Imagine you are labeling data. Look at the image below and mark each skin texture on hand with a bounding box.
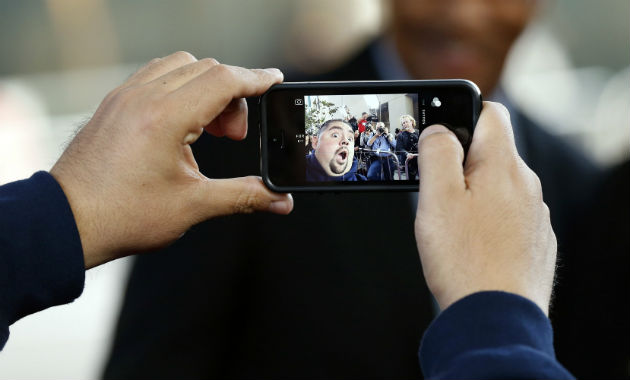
[414,102,557,315]
[50,51,293,269]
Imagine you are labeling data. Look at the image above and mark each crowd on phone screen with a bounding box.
[306,112,420,180]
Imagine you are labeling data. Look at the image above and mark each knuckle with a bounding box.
[193,58,220,74]
[199,57,219,67]
[147,57,162,66]
[520,167,543,202]
[233,177,266,214]
[132,57,161,77]
[522,164,542,191]
[531,170,543,192]
[172,50,197,63]
[542,202,551,218]
[211,63,234,79]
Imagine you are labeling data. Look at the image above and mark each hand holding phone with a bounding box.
[414,102,557,315]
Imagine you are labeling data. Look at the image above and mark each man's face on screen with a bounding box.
[313,121,355,176]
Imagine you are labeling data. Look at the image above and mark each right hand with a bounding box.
[414,102,557,315]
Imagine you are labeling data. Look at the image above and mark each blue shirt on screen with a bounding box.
[367,134,395,157]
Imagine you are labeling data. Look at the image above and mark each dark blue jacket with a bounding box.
[305,153,366,182]
[0,172,84,350]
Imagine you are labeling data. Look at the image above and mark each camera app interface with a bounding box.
[302,93,420,182]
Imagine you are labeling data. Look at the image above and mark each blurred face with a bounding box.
[401,117,414,131]
[313,121,355,176]
[390,0,537,94]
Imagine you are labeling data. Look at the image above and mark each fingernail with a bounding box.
[268,193,293,214]
[268,200,289,214]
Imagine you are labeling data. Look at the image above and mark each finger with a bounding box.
[166,65,283,140]
[465,102,519,174]
[203,98,248,140]
[417,124,466,201]
[148,57,220,92]
[195,176,293,220]
[125,51,198,88]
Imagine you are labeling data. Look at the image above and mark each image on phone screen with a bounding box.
[304,93,419,182]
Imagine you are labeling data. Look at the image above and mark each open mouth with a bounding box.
[336,149,348,162]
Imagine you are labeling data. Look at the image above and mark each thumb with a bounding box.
[417,124,466,200]
[196,176,293,220]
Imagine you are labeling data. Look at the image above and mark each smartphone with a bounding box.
[260,80,482,192]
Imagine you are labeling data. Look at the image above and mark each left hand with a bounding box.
[50,51,293,268]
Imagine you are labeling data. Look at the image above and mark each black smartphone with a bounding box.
[260,80,482,192]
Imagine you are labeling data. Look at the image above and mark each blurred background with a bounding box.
[0,0,627,378]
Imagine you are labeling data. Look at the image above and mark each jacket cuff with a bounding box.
[419,291,554,377]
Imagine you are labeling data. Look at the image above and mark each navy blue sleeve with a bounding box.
[419,291,574,379]
[0,171,85,350]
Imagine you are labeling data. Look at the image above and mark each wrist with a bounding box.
[50,164,111,269]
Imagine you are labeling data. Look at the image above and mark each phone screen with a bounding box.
[261,81,481,191]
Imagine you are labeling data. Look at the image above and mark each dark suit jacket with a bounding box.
[103,43,602,379]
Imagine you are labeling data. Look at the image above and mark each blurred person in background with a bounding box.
[345,110,358,131]
[104,0,617,379]
[366,121,396,180]
[359,124,373,148]
[357,111,369,133]
[396,114,419,179]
